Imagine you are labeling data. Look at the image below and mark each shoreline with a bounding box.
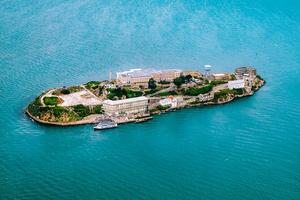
[25,67,265,127]
[26,80,264,127]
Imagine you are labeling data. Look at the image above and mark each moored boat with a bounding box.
[94,119,118,130]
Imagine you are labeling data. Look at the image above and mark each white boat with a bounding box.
[94,119,118,130]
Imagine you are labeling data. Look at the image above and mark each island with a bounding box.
[26,66,265,129]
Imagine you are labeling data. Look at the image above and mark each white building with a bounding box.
[159,96,183,108]
[102,96,149,116]
[228,79,245,89]
[116,69,156,84]
[116,68,182,85]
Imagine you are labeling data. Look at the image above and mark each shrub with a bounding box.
[232,88,244,95]
[44,97,59,106]
[144,88,159,95]
[28,100,41,117]
[185,75,193,82]
[148,78,157,90]
[126,90,143,98]
[93,105,103,114]
[256,75,263,80]
[52,106,66,117]
[213,89,233,101]
[159,80,171,84]
[107,87,143,100]
[61,89,71,94]
[67,86,82,93]
[158,91,177,96]
[73,104,90,118]
[173,76,185,88]
[85,81,100,90]
[210,80,228,87]
[184,85,213,96]
[157,105,171,111]
[230,74,236,80]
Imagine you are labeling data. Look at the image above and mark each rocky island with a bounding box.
[26,66,265,128]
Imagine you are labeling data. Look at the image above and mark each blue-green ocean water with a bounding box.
[1,0,300,199]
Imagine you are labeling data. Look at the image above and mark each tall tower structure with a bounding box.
[204,65,212,77]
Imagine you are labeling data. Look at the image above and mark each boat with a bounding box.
[94,119,118,130]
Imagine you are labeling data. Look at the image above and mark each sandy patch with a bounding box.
[60,90,102,107]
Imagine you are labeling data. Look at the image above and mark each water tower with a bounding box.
[204,65,212,77]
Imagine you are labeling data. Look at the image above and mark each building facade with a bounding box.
[212,73,231,80]
[182,70,202,78]
[159,96,183,108]
[116,68,182,86]
[102,96,149,116]
[228,80,245,89]
[153,69,182,82]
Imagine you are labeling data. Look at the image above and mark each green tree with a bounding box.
[44,97,59,106]
[184,75,193,83]
[148,78,157,89]
[73,104,90,118]
[173,76,185,88]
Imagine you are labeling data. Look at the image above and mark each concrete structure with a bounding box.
[212,73,231,80]
[116,69,155,85]
[228,80,245,89]
[182,70,202,78]
[152,69,182,82]
[116,68,182,86]
[235,67,256,78]
[103,96,149,116]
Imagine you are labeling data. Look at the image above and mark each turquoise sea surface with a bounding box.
[1,0,300,199]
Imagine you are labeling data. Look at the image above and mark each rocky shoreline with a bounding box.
[26,79,265,126]
[26,67,265,127]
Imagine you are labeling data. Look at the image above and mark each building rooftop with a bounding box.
[155,69,182,73]
[213,73,226,76]
[228,79,244,84]
[103,96,148,105]
[117,68,156,78]
[117,68,182,78]
[129,69,157,78]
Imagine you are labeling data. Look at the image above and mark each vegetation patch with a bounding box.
[107,87,143,100]
[158,80,171,84]
[72,104,91,118]
[230,74,236,80]
[92,105,103,114]
[173,75,193,88]
[148,78,157,90]
[27,97,42,117]
[157,105,171,111]
[157,91,177,97]
[150,105,171,113]
[53,86,82,95]
[184,85,213,96]
[232,88,245,95]
[213,89,234,101]
[44,96,62,106]
[85,81,100,90]
[144,88,159,95]
[210,80,228,87]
